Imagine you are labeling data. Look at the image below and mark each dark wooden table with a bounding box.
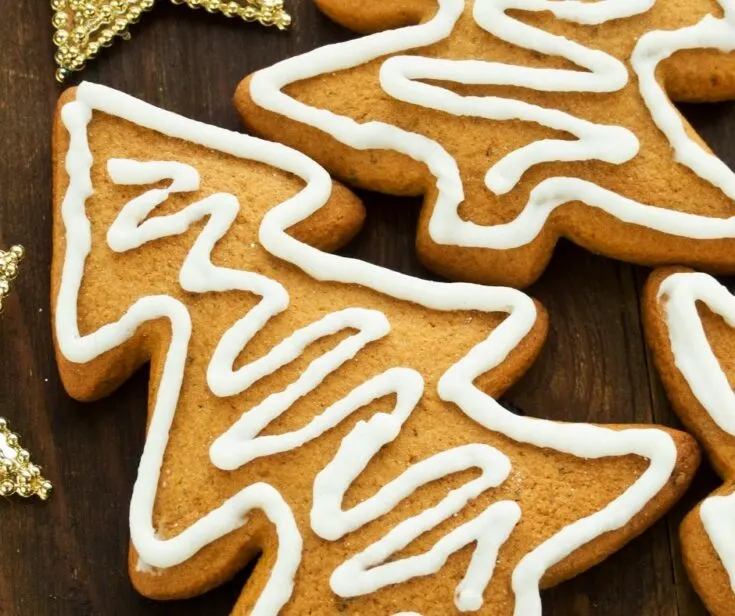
[0,1,731,614]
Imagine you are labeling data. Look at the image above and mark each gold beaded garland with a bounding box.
[0,245,24,313]
[52,0,291,82]
[0,417,52,501]
[0,247,52,501]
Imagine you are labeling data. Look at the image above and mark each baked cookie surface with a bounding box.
[52,82,698,615]
[237,0,735,288]
[644,268,735,615]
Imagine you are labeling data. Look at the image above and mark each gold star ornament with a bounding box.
[0,246,53,501]
[0,418,53,501]
[51,0,291,82]
[0,245,23,313]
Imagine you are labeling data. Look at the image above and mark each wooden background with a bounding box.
[0,0,731,614]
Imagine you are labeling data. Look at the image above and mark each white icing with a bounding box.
[57,104,301,616]
[209,312,391,470]
[659,273,735,436]
[658,272,735,590]
[250,0,735,251]
[312,381,520,612]
[55,82,679,615]
[632,0,735,200]
[701,495,735,591]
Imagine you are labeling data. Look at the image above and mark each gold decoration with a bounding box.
[52,0,292,82]
[0,245,24,313]
[0,418,53,501]
[0,246,53,501]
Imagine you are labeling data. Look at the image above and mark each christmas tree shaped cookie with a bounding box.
[52,82,698,615]
[644,268,735,615]
[236,0,735,288]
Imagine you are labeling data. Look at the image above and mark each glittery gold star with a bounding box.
[0,245,24,313]
[51,0,291,82]
[0,418,53,501]
[0,247,53,501]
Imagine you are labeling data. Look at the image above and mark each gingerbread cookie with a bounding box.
[236,0,735,288]
[52,82,698,615]
[644,268,735,615]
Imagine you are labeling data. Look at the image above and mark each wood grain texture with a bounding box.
[0,0,731,614]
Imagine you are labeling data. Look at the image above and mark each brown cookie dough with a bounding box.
[52,83,699,615]
[236,0,735,288]
[644,267,735,615]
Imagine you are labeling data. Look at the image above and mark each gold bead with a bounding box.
[0,481,15,496]
[0,418,8,432]
[51,0,67,10]
[53,29,70,46]
[244,5,258,20]
[72,27,88,44]
[99,28,115,45]
[38,481,53,500]
[9,245,24,261]
[0,245,22,312]
[5,433,18,448]
[86,41,101,57]
[55,51,69,66]
[17,449,30,464]
[52,11,69,28]
[112,18,128,33]
[128,6,143,21]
